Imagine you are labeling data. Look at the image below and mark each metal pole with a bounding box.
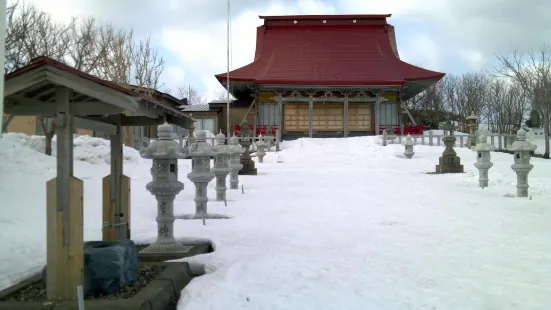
[226,0,231,138]
[0,0,7,134]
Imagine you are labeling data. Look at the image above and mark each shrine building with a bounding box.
[212,14,445,139]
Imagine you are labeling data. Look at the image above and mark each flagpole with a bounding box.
[226,0,231,138]
[0,0,7,135]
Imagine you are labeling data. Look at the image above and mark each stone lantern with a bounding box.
[473,134,493,188]
[227,133,244,190]
[435,120,464,173]
[507,129,537,197]
[238,119,257,175]
[466,111,478,149]
[401,134,415,159]
[256,134,267,163]
[211,130,231,201]
[186,130,217,217]
[139,122,188,254]
[188,113,196,145]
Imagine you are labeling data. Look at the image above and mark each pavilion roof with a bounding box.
[6,56,192,120]
[215,14,444,88]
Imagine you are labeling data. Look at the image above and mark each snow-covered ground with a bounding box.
[0,133,549,310]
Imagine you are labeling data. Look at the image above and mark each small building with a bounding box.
[178,102,222,134]
[213,14,445,139]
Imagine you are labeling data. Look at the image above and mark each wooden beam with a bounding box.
[102,117,130,241]
[4,69,49,96]
[344,93,349,138]
[239,97,256,126]
[278,96,377,103]
[5,95,125,116]
[308,95,313,138]
[73,116,117,134]
[88,115,165,127]
[375,93,381,135]
[47,86,84,300]
[166,114,193,128]
[45,68,139,112]
[277,96,283,137]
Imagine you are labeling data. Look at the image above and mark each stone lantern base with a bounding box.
[435,136,464,173]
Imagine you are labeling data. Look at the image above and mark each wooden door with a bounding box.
[313,104,343,131]
[283,103,309,131]
[348,104,372,131]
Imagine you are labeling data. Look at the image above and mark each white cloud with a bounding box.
[162,66,186,96]
[399,34,442,71]
[458,50,485,72]
[13,0,551,101]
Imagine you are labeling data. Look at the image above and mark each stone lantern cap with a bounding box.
[466,111,478,121]
[401,134,415,146]
[140,122,187,160]
[473,134,493,152]
[228,134,244,154]
[212,130,232,155]
[256,134,266,145]
[507,129,537,152]
[187,130,217,157]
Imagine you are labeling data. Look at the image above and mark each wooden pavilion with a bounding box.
[3,56,193,300]
[214,14,445,139]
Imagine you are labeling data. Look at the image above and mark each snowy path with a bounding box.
[0,134,549,310]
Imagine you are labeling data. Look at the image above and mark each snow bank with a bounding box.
[0,133,142,165]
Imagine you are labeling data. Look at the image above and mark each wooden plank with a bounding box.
[283,103,309,131]
[102,174,131,240]
[348,104,372,131]
[312,103,343,131]
[46,176,84,300]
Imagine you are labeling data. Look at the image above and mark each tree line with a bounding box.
[404,45,551,158]
[1,2,211,154]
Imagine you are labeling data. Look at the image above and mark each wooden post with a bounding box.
[429,131,433,146]
[343,93,349,138]
[277,95,283,140]
[46,87,84,300]
[375,93,381,135]
[102,119,131,241]
[308,95,313,138]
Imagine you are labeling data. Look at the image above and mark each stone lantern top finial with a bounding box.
[479,134,487,143]
[229,134,239,145]
[216,130,226,144]
[516,129,526,141]
[507,129,537,152]
[157,122,174,139]
[195,130,206,142]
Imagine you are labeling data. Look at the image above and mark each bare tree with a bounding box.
[4,2,168,154]
[177,85,207,105]
[496,44,551,158]
[485,79,529,134]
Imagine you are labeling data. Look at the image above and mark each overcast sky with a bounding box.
[19,0,551,100]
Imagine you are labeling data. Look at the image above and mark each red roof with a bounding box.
[215,14,444,86]
[6,56,190,118]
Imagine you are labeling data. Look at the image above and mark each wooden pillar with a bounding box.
[46,86,84,300]
[308,95,313,138]
[344,93,349,138]
[398,94,404,136]
[102,116,131,241]
[375,92,381,135]
[277,95,283,140]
